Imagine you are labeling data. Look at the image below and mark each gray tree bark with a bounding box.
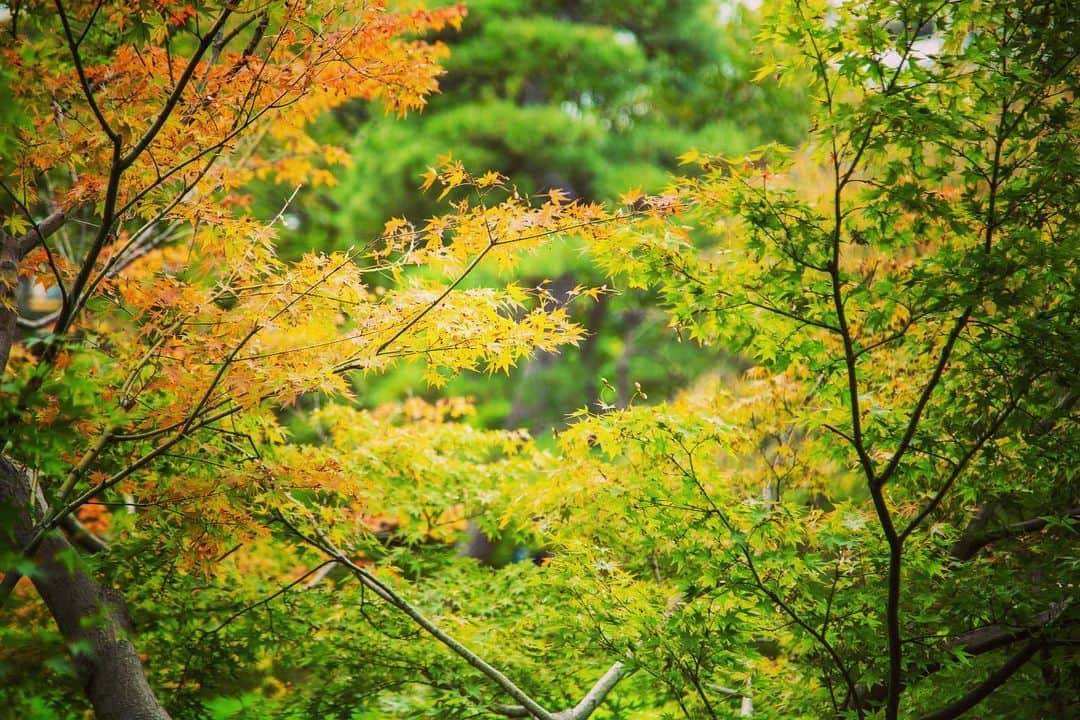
[0,457,171,720]
[0,234,20,374]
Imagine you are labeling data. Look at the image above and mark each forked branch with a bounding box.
[276,504,632,720]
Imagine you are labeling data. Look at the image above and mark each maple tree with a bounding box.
[1,0,1078,719]
[554,1,1079,717]
[0,1,571,716]
[310,0,811,436]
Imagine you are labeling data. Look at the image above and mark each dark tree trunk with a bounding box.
[0,234,20,374]
[0,457,171,720]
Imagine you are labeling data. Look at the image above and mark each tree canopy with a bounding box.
[1,1,1077,719]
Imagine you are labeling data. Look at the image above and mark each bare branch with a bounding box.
[302,560,338,589]
[58,513,109,554]
[493,661,631,720]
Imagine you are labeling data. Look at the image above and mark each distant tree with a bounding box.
[295,0,810,433]
[320,0,808,246]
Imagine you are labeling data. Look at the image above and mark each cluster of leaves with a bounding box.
[558,1,1080,717]
[2,1,1078,719]
[285,0,812,433]
[0,2,612,716]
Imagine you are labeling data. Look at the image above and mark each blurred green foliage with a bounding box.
[310,0,807,249]
[276,0,806,432]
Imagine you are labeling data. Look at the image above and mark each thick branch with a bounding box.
[15,209,67,257]
[59,512,109,554]
[951,508,1080,561]
[1,235,19,375]
[953,601,1072,658]
[855,600,1074,710]
[493,661,631,720]
[916,639,1043,720]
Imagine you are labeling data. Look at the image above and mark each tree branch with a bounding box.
[119,10,233,171]
[953,601,1072,658]
[951,508,1080,561]
[1027,388,1079,439]
[42,6,230,351]
[492,661,631,720]
[916,639,1043,720]
[877,309,971,489]
[53,0,118,143]
[275,506,561,720]
[0,457,170,719]
[899,386,1027,542]
[855,600,1074,711]
[742,544,864,719]
[58,512,109,554]
[14,209,67,258]
[0,404,240,608]
[1,235,20,375]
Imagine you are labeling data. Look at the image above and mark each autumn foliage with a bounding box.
[2,1,1078,720]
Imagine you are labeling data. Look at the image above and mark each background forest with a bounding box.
[1,1,1077,720]
[279,0,809,434]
